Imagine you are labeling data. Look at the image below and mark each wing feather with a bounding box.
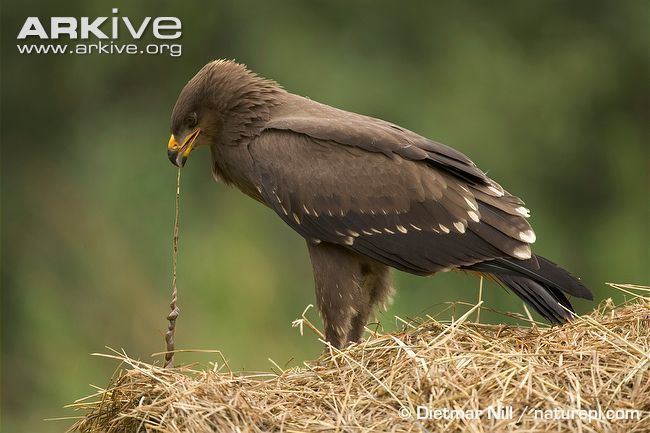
[248,127,535,274]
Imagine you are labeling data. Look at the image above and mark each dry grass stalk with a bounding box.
[69,284,649,432]
[164,168,182,369]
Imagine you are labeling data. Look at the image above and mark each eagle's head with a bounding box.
[167,60,281,167]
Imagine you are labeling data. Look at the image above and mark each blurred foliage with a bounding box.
[1,1,648,431]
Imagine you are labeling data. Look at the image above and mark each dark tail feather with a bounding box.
[465,254,592,324]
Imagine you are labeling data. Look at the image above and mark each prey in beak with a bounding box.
[167,128,201,167]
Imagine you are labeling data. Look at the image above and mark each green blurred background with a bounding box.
[2,1,648,431]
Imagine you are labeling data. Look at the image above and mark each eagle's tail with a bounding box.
[465,255,593,324]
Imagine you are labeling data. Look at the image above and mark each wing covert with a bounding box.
[248,129,536,275]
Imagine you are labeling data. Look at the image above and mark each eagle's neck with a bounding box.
[209,143,265,203]
[206,64,285,198]
[214,73,285,146]
[209,75,283,198]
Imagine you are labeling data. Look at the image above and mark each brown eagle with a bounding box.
[167,60,592,348]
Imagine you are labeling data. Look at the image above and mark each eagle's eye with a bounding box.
[185,112,198,128]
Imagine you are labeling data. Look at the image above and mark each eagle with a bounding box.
[167,60,592,348]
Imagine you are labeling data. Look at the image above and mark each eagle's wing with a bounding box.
[247,118,536,275]
[264,114,490,184]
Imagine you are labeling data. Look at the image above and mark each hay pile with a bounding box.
[69,284,649,432]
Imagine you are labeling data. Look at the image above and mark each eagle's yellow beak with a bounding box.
[167,128,201,167]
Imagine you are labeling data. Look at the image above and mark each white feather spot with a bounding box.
[335,230,346,236]
[371,228,382,234]
[312,208,319,217]
[343,236,355,245]
[439,224,450,234]
[292,212,301,224]
[467,210,480,222]
[464,197,478,211]
[519,229,536,243]
[348,230,360,237]
[384,228,395,234]
[362,230,373,236]
[488,185,504,197]
[453,221,466,233]
[516,206,531,217]
[302,205,311,215]
[513,244,532,259]
[280,205,288,215]
[396,225,408,233]
[410,224,422,231]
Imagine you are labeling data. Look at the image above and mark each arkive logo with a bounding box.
[18,8,181,39]
[16,8,183,57]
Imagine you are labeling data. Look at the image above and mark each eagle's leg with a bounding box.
[347,262,393,343]
[306,241,367,348]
